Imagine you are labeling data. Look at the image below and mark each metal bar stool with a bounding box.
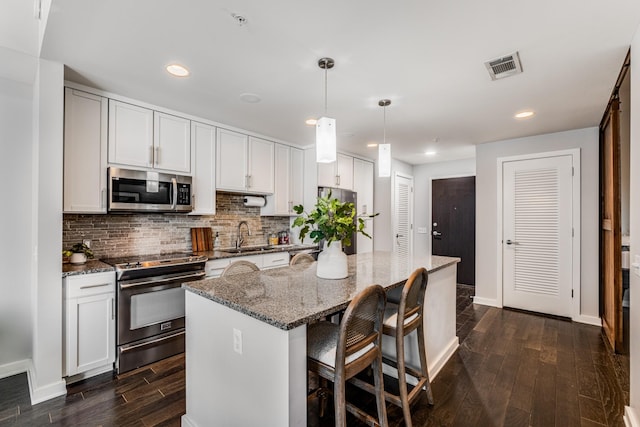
[351,267,433,427]
[307,285,389,427]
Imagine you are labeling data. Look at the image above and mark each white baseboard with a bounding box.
[27,365,67,405]
[181,414,197,427]
[428,337,460,380]
[472,296,500,307]
[0,359,30,380]
[572,314,602,326]
[625,406,640,427]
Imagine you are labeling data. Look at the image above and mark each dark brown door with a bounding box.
[601,98,623,352]
[432,176,476,285]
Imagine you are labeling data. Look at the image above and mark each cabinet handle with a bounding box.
[155,146,160,166]
[336,175,341,186]
[289,201,293,212]
[111,297,115,320]
[149,146,154,165]
[80,283,111,290]
[101,188,106,209]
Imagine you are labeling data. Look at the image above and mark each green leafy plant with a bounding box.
[293,192,378,247]
[63,243,94,259]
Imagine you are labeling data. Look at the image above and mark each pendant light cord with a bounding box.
[324,67,328,115]
[383,105,386,144]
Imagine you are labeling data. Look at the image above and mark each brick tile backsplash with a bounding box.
[63,193,291,258]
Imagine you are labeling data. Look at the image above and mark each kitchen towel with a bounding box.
[243,196,266,207]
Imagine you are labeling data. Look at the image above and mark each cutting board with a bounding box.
[191,227,213,252]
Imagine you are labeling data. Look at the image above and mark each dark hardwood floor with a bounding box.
[0,285,629,426]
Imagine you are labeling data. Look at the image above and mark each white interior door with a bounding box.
[502,155,573,316]
[393,173,413,257]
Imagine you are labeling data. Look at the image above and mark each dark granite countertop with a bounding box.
[184,252,459,330]
[195,244,319,261]
[62,260,115,278]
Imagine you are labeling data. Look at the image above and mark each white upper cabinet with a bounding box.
[317,153,354,190]
[108,100,191,173]
[262,145,303,215]
[64,88,108,213]
[189,122,216,215]
[153,112,191,173]
[108,100,154,168]
[216,130,274,194]
[216,128,249,192]
[353,158,375,253]
[247,137,275,194]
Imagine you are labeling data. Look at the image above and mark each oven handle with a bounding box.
[120,330,185,353]
[119,271,206,290]
[171,177,177,210]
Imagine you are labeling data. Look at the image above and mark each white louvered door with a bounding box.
[503,155,573,316]
[393,174,413,257]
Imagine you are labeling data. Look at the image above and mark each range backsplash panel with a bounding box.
[63,193,290,258]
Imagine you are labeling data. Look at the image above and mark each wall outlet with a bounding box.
[417,227,428,234]
[233,328,243,354]
[82,239,91,248]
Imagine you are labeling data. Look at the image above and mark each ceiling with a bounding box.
[38,0,640,165]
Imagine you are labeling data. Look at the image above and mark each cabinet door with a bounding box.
[289,148,304,212]
[108,100,154,168]
[216,129,248,192]
[353,158,375,253]
[63,88,108,213]
[336,154,354,190]
[66,292,115,376]
[317,161,337,187]
[272,144,291,214]
[153,112,191,173]
[248,137,274,194]
[190,122,216,215]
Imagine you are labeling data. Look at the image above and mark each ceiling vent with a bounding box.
[484,52,523,80]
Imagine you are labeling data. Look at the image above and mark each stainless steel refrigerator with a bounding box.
[318,187,358,255]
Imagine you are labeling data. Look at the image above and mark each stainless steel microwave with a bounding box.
[108,167,193,213]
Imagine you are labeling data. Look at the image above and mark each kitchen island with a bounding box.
[181,252,459,427]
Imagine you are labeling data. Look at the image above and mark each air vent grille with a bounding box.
[485,51,523,80]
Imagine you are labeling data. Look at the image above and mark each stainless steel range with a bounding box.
[104,253,208,373]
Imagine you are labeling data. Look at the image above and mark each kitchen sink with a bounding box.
[221,244,296,254]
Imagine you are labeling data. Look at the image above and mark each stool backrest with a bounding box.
[290,252,315,266]
[398,267,428,329]
[221,260,259,277]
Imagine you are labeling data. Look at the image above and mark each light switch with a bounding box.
[233,328,243,354]
[417,227,428,234]
[633,255,640,277]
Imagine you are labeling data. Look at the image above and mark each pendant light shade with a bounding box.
[316,116,336,163]
[378,99,391,177]
[316,58,336,163]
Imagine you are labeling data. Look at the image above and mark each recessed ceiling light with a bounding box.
[239,93,261,103]
[166,64,190,77]
[305,118,317,126]
[425,150,437,156]
[514,110,535,119]
[367,143,378,148]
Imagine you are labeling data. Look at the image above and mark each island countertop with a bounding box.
[183,252,459,330]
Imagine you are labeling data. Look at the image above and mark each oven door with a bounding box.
[117,270,205,345]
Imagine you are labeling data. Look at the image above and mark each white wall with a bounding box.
[0,55,35,374]
[413,158,476,258]
[373,159,413,251]
[29,58,66,403]
[475,127,599,319]
[626,23,640,426]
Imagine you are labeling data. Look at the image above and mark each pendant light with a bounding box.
[316,57,336,163]
[378,99,391,177]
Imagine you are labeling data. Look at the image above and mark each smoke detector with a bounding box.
[484,51,523,80]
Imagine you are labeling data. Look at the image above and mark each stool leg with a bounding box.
[334,375,347,427]
[417,323,434,405]
[396,331,413,427]
[372,352,389,427]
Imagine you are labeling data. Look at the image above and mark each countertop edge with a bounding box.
[62,260,115,278]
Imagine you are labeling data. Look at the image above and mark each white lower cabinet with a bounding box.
[205,253,289,278]
[63,271,116,379]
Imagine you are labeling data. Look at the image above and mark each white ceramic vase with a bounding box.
[316,240,348,279]
[70,253,87,265]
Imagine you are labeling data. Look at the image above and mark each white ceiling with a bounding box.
[38,1,640,164]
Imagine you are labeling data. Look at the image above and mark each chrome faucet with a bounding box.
[236,221,251,248]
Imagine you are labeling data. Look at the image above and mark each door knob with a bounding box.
[505,239,519,245]
[432,231,442,236]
